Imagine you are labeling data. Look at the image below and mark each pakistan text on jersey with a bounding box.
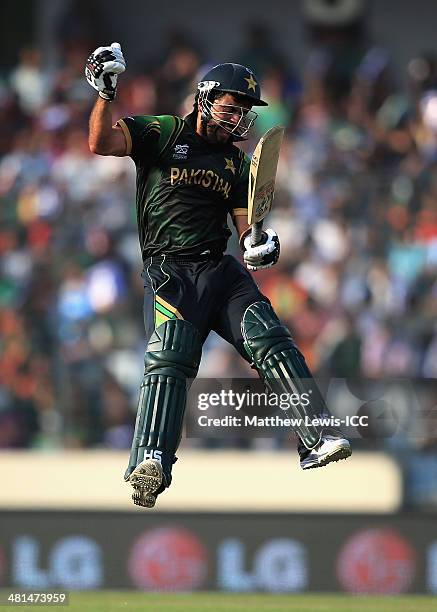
[170,167,232,199]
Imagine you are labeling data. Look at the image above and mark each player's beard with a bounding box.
[206,122,231,145]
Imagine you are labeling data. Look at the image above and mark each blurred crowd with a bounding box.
[1,12,437,507]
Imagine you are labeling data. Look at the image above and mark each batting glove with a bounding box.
[241,227,280,271]
[85,42,126,101]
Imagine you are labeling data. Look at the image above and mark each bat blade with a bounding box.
[247,125,284,245]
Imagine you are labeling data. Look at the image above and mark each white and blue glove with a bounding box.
[241,228,280,271]
[85,42,126,101]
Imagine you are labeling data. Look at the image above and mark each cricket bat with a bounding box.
[247,125,285,246]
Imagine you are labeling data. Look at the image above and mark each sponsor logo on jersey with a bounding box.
[170,167,232,199]
[173,144,190,160]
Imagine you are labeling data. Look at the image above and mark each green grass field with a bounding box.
[5,592,435,612]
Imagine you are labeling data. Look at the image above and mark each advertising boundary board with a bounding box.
[0,511,436,594]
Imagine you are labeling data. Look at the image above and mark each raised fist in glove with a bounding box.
[85,42,126,101]
[240,228,280,271]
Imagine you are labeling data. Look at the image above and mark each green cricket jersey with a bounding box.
[117,113,250,260]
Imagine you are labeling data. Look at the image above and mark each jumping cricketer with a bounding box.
[86,42,352,508]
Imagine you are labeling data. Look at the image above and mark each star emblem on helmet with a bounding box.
[244,74,257,92]
[225,158,236,174]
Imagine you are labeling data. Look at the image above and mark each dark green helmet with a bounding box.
[197,63,268,106]
[196,63,267,140]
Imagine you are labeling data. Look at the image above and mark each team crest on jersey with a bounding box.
[224,157,236,175]
[173,144,190,160]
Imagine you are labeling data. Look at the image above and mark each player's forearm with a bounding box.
[89,96,119,155]
[234,215,250,241]
[86,42,127,155]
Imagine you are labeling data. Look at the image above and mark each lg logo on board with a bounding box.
[337,528,415,594]
[128,527,208,591]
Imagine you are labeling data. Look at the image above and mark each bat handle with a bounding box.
[250,221,264,247]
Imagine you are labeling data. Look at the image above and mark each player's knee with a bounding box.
[144,319,202,378]
[241,301,297,366]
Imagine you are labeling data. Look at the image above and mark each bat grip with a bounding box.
[250,221,264,247]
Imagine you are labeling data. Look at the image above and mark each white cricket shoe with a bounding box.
[128,459,163,508]
[300,435,352,470]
